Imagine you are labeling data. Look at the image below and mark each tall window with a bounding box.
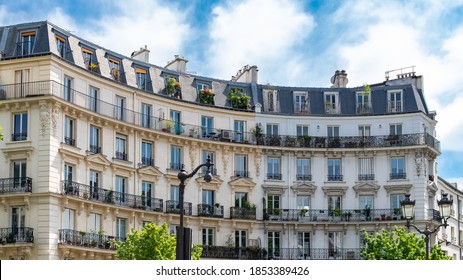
[115,96,125,121]
[141,181,153,207]
[356,92,371,113]
[297,195,310,210]
[89,86,99,112]
[89,125,101,154]
[64,163,73,183]
[267,195,280,212]
[297,158,311,181]
[63,76,73,102]
[141,141,153,166]
[358,158,374,180]
[235,230,247,247]
[234,120,245,142]
[64,116,75,146]
[135,68,147,90]
[56,35,66,57]
[62,208,75,229]
[116,218,127,239]
[201,116,214,138]
[89,213,101,232]
[115,134,127,161]
[268,232,281,257]
[328,196,341,212]
[115,176,126,204]
[202,228,214,246]
[327,159,342,181]
[390,157,405,179]
[325,93,338,113]
[170,110,182,134]
[202,189,215,206]
[170,185,180,202]
[109,58,121,81]
[390,194,405,210]
[389,124,402,135]
[235,154,248,178]
[388,91,402,112]
[297,232,311,253]
[11,207,26,237]
[328,232,342,257]
[141,103,152,128]
[21,31,36,55]
[359,195,374,210]
[82,47,95,69]
[267,157,281,180]
[294,94,308,113]
[12,160,26,186]
[266,124,279,136]
[327,126,339,138]
[358,125,371,137]
[235,192,248,208]
[296,125,309,136]
[13,112,28,141]
[170,146,182,170]
[89,170,100,199]
[202,150,215,174]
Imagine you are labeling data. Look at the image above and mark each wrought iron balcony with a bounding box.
[234,170,249,178]
[0,177,32,193]
[61,180,163,212]
[356,104,373,114]
[64,136,76,146]
[201,246,266,260]
[264,208,405,222]
[170,162,182,170]
[115,151,127,161]
[327,174,343,181]
[390,172,406,180]
[141,157,154,166]
[89,145,101,154]
[358,174,375,181]
[197,204,224,218]
[12,132,27,141]
[58,229,124,250]
[267,173,282,180]
[166,200,192,215]
[0,80,441,153]
[0,227,34,244]
[230,207,256,220]
[296,174,312,181]
[264,248,361,260]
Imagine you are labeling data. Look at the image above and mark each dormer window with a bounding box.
[55,35,67,58]
[135,67,147,90]
[324,92,339,114]
[108,58,121,81]
[81,46,98,72]
[164,74,181,99]
[356,91,372,114]
[20,31,36,55]
[293,91,309,114]
[388,90,402,113]
[263,89,279,112]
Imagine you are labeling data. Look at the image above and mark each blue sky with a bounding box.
[1,0,462,188]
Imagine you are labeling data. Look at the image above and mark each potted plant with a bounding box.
[199,89,215,105]
[164,119,174,132]
[298,135,311,147]
[89,63,99,72]
[363,205,371,221]
[189,128,197,137]
[229,87,250,109]
[333,209,343,220]
[105,188,114,204]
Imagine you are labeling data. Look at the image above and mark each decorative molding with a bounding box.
[254,152,262,177]
[290,182,317,195]
[352,182,381,197]
[383,184,412,194]
[137,165,164,182]
[39,101,49,136]
[414,150,426,177]
[51,102,61,136]
[228,177,256,191]
[189,143,197,169]
[222,147,229,175]
[321,186,348,196]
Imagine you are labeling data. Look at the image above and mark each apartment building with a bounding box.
[0,21,460,260]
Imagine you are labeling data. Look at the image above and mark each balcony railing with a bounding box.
[58,229,124,250]
[115,151,127,161]
[166,200,192,215]
[358,174,375,181]
[170,162,182,170]
[197,204,224,218]
[264,208,405,222]
[141,157,154,166]
[296,174,312,181]
[267,173,282,180]
[234,170,249,178]
[64,136,76,146]
[11,132,28,141]
[390,172,406,180]
[327,175,343,181]
[0,80,441,152]
[0,177,32,193]
[89,144,101,154]
[356,103,373,114]
[201,246,266,260]
[61,180,163,212]
[0,227,34,243]
[230,207,256,220]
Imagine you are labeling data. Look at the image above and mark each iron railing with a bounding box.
[58,229,124,250]
[166,200,192,215]
[201,246,266,260]
[61,180,163,212]
[11,132,28,141]
[64,136,76,146]
[264,208,405,222]
[197,204,224,218]
[267,173,282,180]
[234,170,249,178]
[0,227,34,243]
[296,174,312,181]
[390,173,407,180]
[230,207,256,220]
[358,174,375,181]
[0,80,441,152]
[141,157,154,166]
[0,177,32,193]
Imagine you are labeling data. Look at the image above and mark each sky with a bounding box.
[0,0,462,189]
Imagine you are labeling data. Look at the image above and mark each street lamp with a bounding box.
[176,156,214,260]
[400,193,453,260]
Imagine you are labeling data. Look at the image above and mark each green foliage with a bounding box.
[192,244,203,260]
[0,125,3,141]
[360,227,451,260]
[199,89,215,105]
[363,84,371,95]
[115,222,176,260]
[229,87,250,109]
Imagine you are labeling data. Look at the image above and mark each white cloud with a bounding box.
[445,177,463,191]
[207,0,315,81]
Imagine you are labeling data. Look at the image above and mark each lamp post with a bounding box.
[176,156,213,260]
[400,193,453,260]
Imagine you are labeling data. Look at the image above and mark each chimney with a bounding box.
[330,70,348,88]
[131,45,150,63]
[231,65,259,83]
[165,55,188,73]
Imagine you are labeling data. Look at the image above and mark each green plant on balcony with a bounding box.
[242,200,256,210]
[199,89,215,105]
[363,84,371,95]
[333,209,343,217]
[297,135,311,147]
[105,188,114,203]
[229,87,250,109]
[299,208,308,216]
[166,78,181,98]
[89,62,99,72]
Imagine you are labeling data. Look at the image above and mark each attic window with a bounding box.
[81,46,98,72]
[20,31,36,55]
[108,58,121,81]
[135,67,147,90]
[55,34,67,58]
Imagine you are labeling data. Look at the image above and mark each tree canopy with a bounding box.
[360,227,451,260]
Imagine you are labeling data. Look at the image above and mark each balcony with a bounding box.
[89,145,101,154]
[234,170,249,178]
[356,103,373,114]
[296,174,312,181]
[358,174,375,181]
[141,157,154,167]
[264,208,404,222]
[0,177,32,194]
[230,207,256,220]
[201,246,266,260]
[264,248,361,260]
[267,173,282,180]
[11,132,28,141]
[0,80,441,153]
[61,180,163,212]
[58,229,124,250]
[0,227,34,244]
[170,162,182,171]
[166,200,192,215]
[390,173,406,180]
[197,204,224,218]
[64,136,76,146]
[327,175,343,181]
[115,151,127,161]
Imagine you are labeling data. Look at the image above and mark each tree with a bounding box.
[115,222,203,260]
[361,227,451,260]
